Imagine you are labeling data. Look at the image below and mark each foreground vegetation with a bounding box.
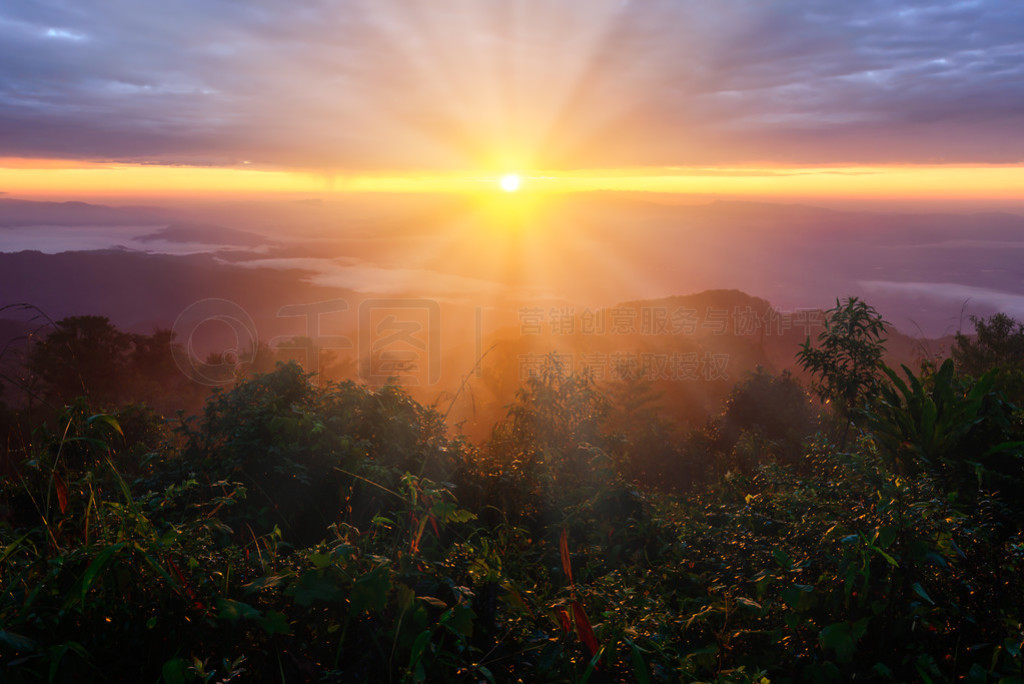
[2,300,1024,682]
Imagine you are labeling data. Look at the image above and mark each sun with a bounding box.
[500,174,521,192]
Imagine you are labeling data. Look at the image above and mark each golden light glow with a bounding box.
[0,158,1022,204]
[500,174,521,192]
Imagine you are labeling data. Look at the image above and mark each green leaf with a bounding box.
[876,526,898,549]
[395,583,416,611]
[419,596,448,610]
[630,641,651,684]
[735,596,762,611]
[258,610,291,635]
[371,514,396,528]
[286,570,346,606]
[851,617,871,641]
[87,413,124,437]
[78,542,126,608]
[408,630,432,669]
[819,622,857,663]
[350,566,390,613]
[242,574,291,595]
[912,583,936,606]
[870,545,899,568]
[138,549,184,592]
[872,661,896,680]
[984,441,1024,457]
[781,584,815,611]
[966,663,989,684]
[445,507,477,524]
[0,630,37,653]
[476,664,496,684]
[47,641,89,682]
[162,657,189,684]
[0,534,30,565]
[443,604,475,638]
[216,598,262,622]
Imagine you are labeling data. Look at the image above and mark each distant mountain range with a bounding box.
[0,198,171,227]
[0,195,1009,429]
[2,195,1021,338]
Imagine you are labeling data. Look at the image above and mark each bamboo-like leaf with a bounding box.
[629,640,651,684]
[984,441,1024,457]
[0,534,29,565]
[580,646,605,684]
[882,365,911,403]
[0,629,37,652]
[87,413,124,438]
[137,547,183,592]
[78,542,126,608]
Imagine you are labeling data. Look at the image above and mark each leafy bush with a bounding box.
[868,359,1024,520]
[798,297,888,448]
[717,367,818,470]
[4,311,1024,682]
[179,362,455,544]
[953,312,1024,404]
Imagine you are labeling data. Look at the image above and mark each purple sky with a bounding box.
[2,1,1024,170]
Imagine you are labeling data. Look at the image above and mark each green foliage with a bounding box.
[868,359,1024,514]
[28,315,132,407]
[953,312,1024,404]
[4,316,1024,682]
[954,313,1024,377]
[469,354,648,549]
[653,450,1024,681]
[798,297,888,448]
[870,360,992,473]
[26,316,203,415]
[603,371,695,490]
[489,353,607,459]
[718,367,818,469]
[179,361,454,543]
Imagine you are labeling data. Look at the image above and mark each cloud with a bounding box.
[2,0,1023,169]
[226,256,507,298]
[860,280,1024,322]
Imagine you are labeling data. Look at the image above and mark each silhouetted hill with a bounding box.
[0,198,171,227]
[0,250,343,334]
[444,288,952,440]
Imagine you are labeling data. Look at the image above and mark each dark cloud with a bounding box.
[1,0,1023,168]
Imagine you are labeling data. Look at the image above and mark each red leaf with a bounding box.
[559,528,574,586]
[572,601,600,660]
[54,472,69,514]
[556,606,572,633]
[167,556,204,611]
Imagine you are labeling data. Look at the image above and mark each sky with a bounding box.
[2,0,1024,199]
